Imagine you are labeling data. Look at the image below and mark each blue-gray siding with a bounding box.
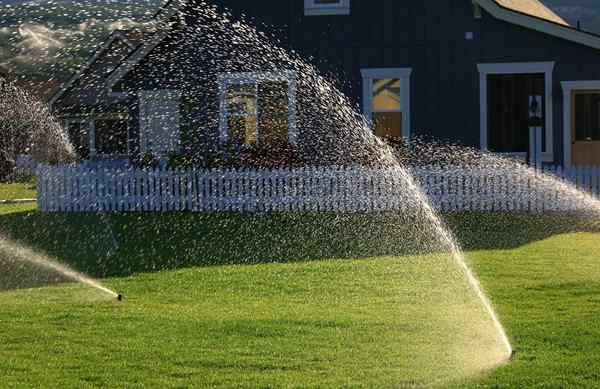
[120,0,600,164]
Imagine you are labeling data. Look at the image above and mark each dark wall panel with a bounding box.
[121,0,600,164]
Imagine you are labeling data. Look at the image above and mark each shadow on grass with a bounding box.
[0,209,599,290]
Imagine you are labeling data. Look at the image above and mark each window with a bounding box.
[304,0,350,16]
[95,117,129,156]
[218,72,297,146]
[574,92,600,141]
[361,68,412,139]
[64,119,90,160]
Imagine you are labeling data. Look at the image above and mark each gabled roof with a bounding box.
[49,30,139,109]
[475,0,600,50]
[106,2,184,90]
[494,0,569,26]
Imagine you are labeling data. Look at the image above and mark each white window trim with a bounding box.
[561,80,600,168]
[64,118,96,158]
[218,71,297,145]
[477,62,555,162]
[361,68,412,140]
[304,0,350,16]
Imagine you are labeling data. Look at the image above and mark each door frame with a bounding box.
[561,80,600,167]
[478,62,555,161]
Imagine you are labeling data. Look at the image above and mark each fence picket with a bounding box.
[35,164,600,214]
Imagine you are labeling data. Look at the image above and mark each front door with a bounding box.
[571,90,600,165]
[487,73,546,157]
[139,90,181,157]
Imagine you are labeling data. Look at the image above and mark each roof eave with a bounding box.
[474,0,600,51]
[49,31,135,110]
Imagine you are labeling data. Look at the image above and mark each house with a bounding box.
[50,29,145,163]
[52,0,600,167]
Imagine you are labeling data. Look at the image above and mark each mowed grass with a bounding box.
[0,183,36,201]
[0,204,600,387]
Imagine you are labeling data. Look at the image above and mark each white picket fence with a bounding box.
[36,165,600,213]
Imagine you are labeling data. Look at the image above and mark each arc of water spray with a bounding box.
[0,234,119,299]
[401,168,514,360]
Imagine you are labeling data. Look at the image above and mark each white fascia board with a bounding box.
[106,30,170,91]
[474,0,600,51]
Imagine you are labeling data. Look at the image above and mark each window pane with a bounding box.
[373,112,402,138]
[228,115,257,145]
[258,81,289,145]
[227,84,256,115]
[95,119,128,155]
[487,73,544,153]
[373,79,401,111]
[575,93,600,141]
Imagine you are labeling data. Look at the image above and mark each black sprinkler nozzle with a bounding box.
[117,294,123,301]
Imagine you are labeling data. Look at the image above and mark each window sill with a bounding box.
[304,7,350,16]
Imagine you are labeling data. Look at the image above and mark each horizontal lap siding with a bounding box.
[116,1,600,165]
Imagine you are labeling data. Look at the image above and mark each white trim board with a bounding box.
[107,30,170,92]
[49,31,136,110]
[217,71,298,145]
[477,62,555,162]
[361,68,412,140]
[561,80,600,167]
[474,0,600,50]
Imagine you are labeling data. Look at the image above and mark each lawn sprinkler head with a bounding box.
[117,294,123,302]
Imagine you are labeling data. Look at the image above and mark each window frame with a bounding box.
[361,68,412,140]
[477,62,555,162]
[63,117,94,159]
[218,71,297,146]
[561,80,600,167]
[304,0,350,16]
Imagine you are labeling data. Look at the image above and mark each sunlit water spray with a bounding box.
[0,0,548,381]
[0,234,118,298]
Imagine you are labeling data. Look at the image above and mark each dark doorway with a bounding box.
[487,73,545,153]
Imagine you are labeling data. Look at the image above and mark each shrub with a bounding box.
[167,151,194,170]
[133,152,160,170]
[0,79,75,177]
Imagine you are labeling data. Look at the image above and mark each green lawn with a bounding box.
[0,183,36,201]
[0,204,599,388]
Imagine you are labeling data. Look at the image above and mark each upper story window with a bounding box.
[304,0,350,16]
